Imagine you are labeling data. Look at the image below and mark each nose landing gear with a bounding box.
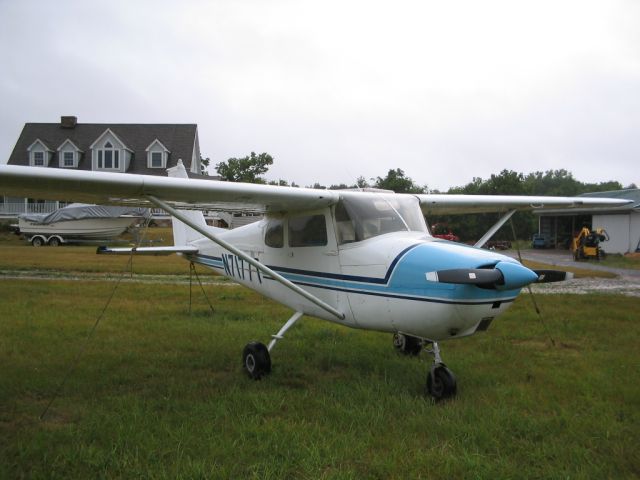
[424,341,457,400]
[392,334,458,400]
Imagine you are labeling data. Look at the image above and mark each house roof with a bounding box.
[8,122,199,176]
[535,189,640,216]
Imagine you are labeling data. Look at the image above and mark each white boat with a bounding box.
[18,203,149,240]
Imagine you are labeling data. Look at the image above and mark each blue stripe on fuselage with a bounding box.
[187,241,520,305]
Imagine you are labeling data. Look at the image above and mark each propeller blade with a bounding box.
[425,268,503,285]
[533,270,574,283]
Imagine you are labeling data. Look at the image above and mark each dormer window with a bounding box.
[90,129,131,172]
[151,152,163,167]
[98,141,120,169]
[33,151,45,166]
[57,139,82,168]
[145,139,170,169]
[27,139,53,167]
[63,152,74,166]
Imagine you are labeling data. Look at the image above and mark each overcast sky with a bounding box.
[1,0,638,191]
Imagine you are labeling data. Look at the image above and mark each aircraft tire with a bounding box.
[242,341,271,380]
[393,333,422,356]
[426,365,457,400]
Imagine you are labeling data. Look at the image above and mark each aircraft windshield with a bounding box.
[335,194,427,244]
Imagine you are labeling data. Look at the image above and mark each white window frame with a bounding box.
[97,141,120,170]
[32,151,45,167]
[62,151,75,167]
[150,151,164,168]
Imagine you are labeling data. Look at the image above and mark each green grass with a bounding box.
[0,227,206,276]
[1,279,638,479]
[598,253,640,270]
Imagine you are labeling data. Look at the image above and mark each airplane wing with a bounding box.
[417,194,632,215]
[0,165,630,215]
[0,165,339,213]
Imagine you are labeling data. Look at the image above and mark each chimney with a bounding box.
[60,116,77,129]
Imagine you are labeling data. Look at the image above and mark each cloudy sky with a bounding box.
[1,0,638,191]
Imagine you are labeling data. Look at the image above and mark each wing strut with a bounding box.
[146,195,345,321]
[474,209,517,248]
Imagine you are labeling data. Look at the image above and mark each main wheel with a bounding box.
[393,333,422,356]
[31,237,44,247]
[426,365,457,400]
[242,341,271,380]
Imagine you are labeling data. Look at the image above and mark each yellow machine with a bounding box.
[571,226,609,260]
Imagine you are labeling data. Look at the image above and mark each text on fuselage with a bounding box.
[221,253,262,284]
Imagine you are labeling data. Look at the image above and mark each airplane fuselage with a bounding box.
[186,210,523,342]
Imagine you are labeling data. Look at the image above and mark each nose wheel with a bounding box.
[424,341,457,400]
[427,364,457,400]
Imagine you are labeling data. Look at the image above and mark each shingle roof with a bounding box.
[8,122,199,176]
[535,189,640,215]
[579,189,640,205]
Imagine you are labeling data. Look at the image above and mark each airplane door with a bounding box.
[283,211,346,321]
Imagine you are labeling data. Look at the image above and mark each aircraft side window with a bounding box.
[265,219,284,248]
[288,214,327,247]
[335,201,356,244]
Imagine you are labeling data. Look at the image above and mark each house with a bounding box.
[534,189,640,254]
[1,116,211,216]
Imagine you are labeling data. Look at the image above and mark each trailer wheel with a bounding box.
[31,237,45,247]
[48,237,61,247]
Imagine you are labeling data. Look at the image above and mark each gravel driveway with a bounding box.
[506,249,640,297]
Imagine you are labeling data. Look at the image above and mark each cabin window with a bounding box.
[288,214,327,247]
[265,219,284,248]
[335,194,427,244]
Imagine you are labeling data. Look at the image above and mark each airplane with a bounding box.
[0,162,630,399]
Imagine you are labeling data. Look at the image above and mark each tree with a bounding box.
[268,179,290,186]
[215,152,274,183]
[200,156,210,175]
[356,176,369,189]
[374,168,424,193]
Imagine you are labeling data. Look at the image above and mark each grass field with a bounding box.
[1,277,638,479]
[599,253,640,270]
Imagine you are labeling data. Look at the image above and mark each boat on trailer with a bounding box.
[18,203,149,245]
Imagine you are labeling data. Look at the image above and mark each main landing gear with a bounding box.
[242,311,303,380]
[393,333,457,401]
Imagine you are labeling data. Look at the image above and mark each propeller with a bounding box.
[532,269,574,283]
[425,268,503,286]
[426,261,542,290]
[427,266,573,288]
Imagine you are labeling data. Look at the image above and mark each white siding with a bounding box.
[593,214,631,254]
[630,212,640,252]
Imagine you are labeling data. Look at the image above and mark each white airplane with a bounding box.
[0,162,630,399]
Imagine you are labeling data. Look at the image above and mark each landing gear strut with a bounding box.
[424,341,457,400]
[242,311,303,380]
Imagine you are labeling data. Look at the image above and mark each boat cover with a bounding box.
[20,203,150,225]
